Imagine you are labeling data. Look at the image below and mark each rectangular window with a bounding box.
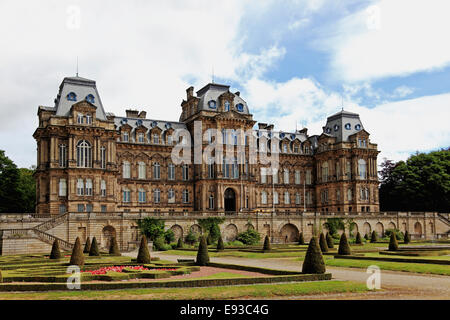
[284,191,290,204]
[273,192,279,204]
[208,162,215,178]
[154,189,160,203]
[101,205,107,213]
[153,163,161,180]
[100,147,106,169]
[295,170,300,184]
[77,114,84,124]
[272,170,278,184]
[59,204,66,214]
[77,204,84,212]
[261,191,267,204]
[85,179,93,196]
[59,145,67,168]
[138,133,145,143]
[283,169,289,184]
[123,132,129,142]
[346,161,351,179]
[168,164,175,180]
[86,114,92,124]
[306,170,312,185]
[295,193,301,205]
[182,190,189,203]
[86,204,93,212]
[123,162,131,179]
[138,189,146,203]
[153,134,159,144]
[138,162,146,179]
[59,179,67,197]
[261,168,267,184]
[101,180,106,197]
[168,189,175,203]
[76,179,84,196]
[182,164,189,181]
[294,145,299,153]
[167,135,173,145]
[123,190,130,203]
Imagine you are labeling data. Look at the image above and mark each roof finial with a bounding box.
[341,94,344,111]
[76,56,79,77]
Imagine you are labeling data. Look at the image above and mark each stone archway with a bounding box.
[190,224,202,235]
[375,222,384,237]
[387,222,396,230]
[170,224,183,241]
[280,223,299,243]
[414,222,423,236]
[245,223,254,231]
[351,223,359,237]
[102,225,116,249]
[224,224,238,241]
[363,222,372,236]
[224,188,236,212]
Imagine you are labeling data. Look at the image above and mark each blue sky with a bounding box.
[0,0,449,168]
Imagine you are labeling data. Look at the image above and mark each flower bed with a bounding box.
[82,266,177,275]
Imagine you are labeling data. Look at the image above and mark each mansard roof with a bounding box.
[196,83,250,115]
[322,108,366,142]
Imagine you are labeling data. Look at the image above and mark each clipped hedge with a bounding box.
[83,237,91,254]
[263,235,271,251]
[319,233,329,253]
[89,237,100,256]
[137,236,151,264]
[49,240,61,260]
[69,237,84,267]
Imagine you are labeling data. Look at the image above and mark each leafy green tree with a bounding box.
[324,218,345,236]
[302,236,326,274]
[109,237,121,256]
[17,167,36,213]
[83,237,91,253]
[177,237,184,249]
[379,150,450,212]
[197,217,225,242]
[137,218,166,241]
[355,232,362,244]
[370,230,378,243]
[164,229,175,244]
[0,150,21,213]
[185,230,198,245]
[237,229,261,245]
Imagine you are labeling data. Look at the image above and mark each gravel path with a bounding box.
[142,252,450,299]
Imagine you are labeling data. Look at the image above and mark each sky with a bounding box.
[0,0,449,168]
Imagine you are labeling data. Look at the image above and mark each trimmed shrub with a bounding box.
[185,230,198,245]
[325,232,334,248]
[298,232,305,245]
[83,237,91,253]
[355,232,362,244]
[109,237,121,256]
[69,237,84,266]
[385,229,404,241]
[153,236,165,251]
[338,233,352,255]
[388,232,399,251]
[177,237,184,249]
[262,235,271,251]
[0,270,2,283]
[49,239,61,260]
[302,236,326,274]
[370,230,378,243]
[217,236,224,251]
[206,233,212,245]
[319,233,329,253]
[136,235,151,264]
[237,229,261,245]
[196,235,210,266]
[404,230,411,244]
[364,233,369,240]
[89,237,100,256]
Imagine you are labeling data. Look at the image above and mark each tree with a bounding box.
[137,235,151,264]
[319,233,329,253]
[49,239,61,259]
[0,150,21,213]
[404,230,411,244]
[298,232,305,245]
[237,229,261,245]
[206,232,212,245]
[338,233,351,255]
[370,230,378,243]
[324,218,345,236]
[177,237,184,249]
[379,150,450,212]
[355,232,362,244]
[164,229,175,244]
[196,235,210,266]
[197,217,225,243]
[185,230,198,245]
[16,168,36,213]
[325,232,334,248]
[89,237,100,256]
[217,236,224,251]
[388,232,399,251]
[69,237,84,266]
[137,218,166,241]
[302,236,326,274]
[262,235,271,251]
[83,237,91,253]
[109,237,121,256]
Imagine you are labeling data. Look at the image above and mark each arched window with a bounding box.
[322,162,329,182]
[67,92,77,101]
[284,191,290,204]
[86,94,95,104]
[123,161,131,179]
[76,140,92,168]
[153,162,160,179]
[138,162,146,179]
[358,159,367,179]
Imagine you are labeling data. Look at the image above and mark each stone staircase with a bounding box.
[31,229,73,251]
[34,212,69,232]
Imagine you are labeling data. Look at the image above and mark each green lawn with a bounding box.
[364,252,450,261]
[163,249,306,259]
[0,280,368,300]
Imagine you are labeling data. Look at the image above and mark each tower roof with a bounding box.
[322,108,366,142]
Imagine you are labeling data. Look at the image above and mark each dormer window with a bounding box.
[86,114,92,124]
[151,121,157,128]
[279,132,285,139]
[345,123,351,130]
[86,94,95,104]
[208,100,216,109]
[224,101,230,111]
[138,133,145,143]
[325,127,331,134]
[334,124,339,131]
[77,113,84,124]
[67,92,77,101]
[355,124,361,130]
[123,132,129,142]
[236,103,244,112]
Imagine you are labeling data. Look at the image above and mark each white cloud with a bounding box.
[391,85,414,98]
[243,77,450,164]
[322,0,450,82]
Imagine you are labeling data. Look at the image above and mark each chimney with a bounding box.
[186,86,194,99]
[266,124,274,131]
[258,123,267,129]
[125,109,139,118]
[235,91,240,96]
[138,111,147,119]
[299,128,308,135]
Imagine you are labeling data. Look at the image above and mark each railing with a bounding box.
[31,229,73,250]
[34,212,69,232]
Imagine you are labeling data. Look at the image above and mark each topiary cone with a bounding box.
[217,236,224,251]
[388,232,399,251]
[196,235,210,266]
[338,233,352,255]
[355,232,362,244]
[83,237,91,253]
[364,233,369,240]
[370,230,378,243]
[136,235,151,264]
[326,232,334,248]
[177,237,184,249]
[263,235,271,251]
[49,239,61,259]
[69,237,85,267]
[404,230,411,244]
[298,232,305,245]
[302,236,326,274]
[206,233,212,245]
[109,237,121,256]
[0,269,2,283]
[89,237,100,256]
[319,233,329,252]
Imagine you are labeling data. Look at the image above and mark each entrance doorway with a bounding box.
[224,188,236,212]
